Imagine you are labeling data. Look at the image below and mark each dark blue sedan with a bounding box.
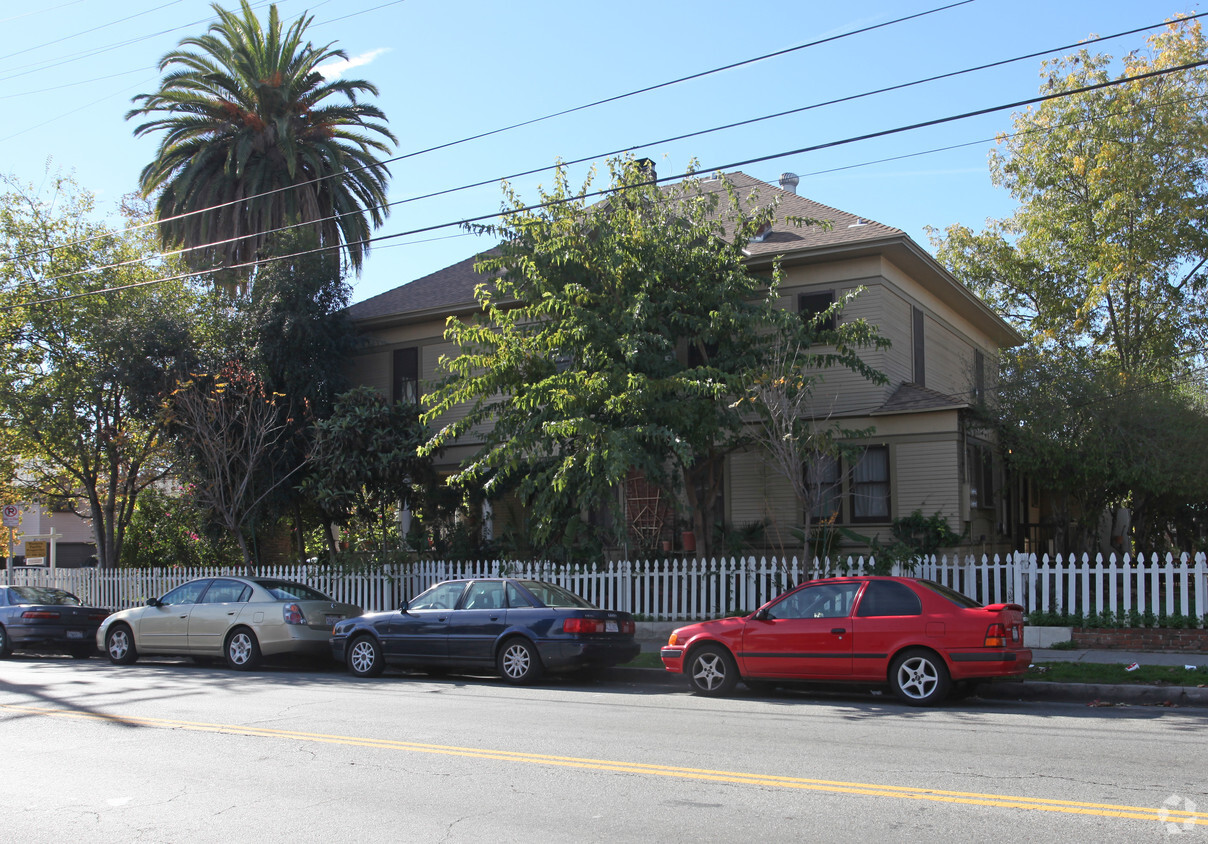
[331,578,641,683]
[0,586,110,659]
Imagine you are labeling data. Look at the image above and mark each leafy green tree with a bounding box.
[119,486,240,568]
[932,17,1208,373]
[0,173,211,567]
[127,0,396,277]
[302,386,434,562]
[424,158,884,559]
[234,232,354,560]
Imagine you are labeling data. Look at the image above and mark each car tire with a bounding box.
[347,635,384,678]
[687,644,739,696]
[105,624,138,665]
[497,637,543,685]
[889,649,950,706]
[0,625,11,659]
[224,628,262,671]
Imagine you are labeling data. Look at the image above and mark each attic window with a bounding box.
[750,222,774,243]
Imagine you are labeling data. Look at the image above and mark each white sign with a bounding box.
[1,505,17,528]
[24,557,46,567]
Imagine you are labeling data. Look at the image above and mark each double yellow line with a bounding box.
[4,702,1204,827]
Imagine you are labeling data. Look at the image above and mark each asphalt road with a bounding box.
[2,655,1206,842]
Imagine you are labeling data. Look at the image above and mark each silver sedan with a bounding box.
[97,577,360,670]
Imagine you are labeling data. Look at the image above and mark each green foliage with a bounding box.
[1025,608,1204,629]
[835,511,963,574]
[127,0,395,276]
[119,487,240,568]
[302,386,436,559]
[890,510,966,554]
[932,17,1208,373]
[0,172,212,567]
[932,18,1208,556]
[424,156,880,558]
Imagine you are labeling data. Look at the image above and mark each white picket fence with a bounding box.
[3,551,1206,623]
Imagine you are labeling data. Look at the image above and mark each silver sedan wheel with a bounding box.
[225,630,261,670]
[106,627,133,663]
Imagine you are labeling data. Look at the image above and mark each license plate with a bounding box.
[325,615,342,626]
[605,621,618,633]
[66,630,84,639]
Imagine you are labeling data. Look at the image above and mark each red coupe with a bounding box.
[660,576,1031,705]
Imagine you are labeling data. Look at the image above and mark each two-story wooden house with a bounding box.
[345,171,1023,558]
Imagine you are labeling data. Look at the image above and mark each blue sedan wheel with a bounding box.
[497,637,543,685]
[347,636,384,678]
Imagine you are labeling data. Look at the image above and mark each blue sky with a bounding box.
[0,0,1198,304]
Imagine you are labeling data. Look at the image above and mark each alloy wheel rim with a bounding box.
[898,657,938,699]
[693,654,724,690]
[350,640,375,673]
[503,645,529,678]
[229,633,251,665]
[109,630,127,659]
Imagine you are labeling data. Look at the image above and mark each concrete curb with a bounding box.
[604,667,1208,707]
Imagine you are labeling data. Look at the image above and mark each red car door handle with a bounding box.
[831,627,846,635]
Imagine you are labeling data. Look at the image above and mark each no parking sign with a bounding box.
[2,504,17,528]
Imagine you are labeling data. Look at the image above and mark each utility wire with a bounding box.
[9,0,980,264]
[19,11,1202,279]
[9,55,1208,310]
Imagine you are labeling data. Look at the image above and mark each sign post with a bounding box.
[2,504,18,580]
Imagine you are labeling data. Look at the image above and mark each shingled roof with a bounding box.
[346,171,1003,341]
[870,382,970,416]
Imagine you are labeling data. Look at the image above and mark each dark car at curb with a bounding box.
[0,586,110,659]
[332,578,641,684]
[660,575,1031,706]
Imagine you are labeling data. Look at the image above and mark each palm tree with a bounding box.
[127,0,396,278]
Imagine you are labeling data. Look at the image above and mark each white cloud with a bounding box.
[317,48,390,81]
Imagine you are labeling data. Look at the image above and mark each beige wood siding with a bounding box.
[893,439,961,530]
[727,448,797,533]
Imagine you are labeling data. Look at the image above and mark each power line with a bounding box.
[8,0,981,266]
[9,55,1208,310]
[21,11,1201,281]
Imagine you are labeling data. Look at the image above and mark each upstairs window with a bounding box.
[912,306,925,386]
[798,291,836,332]
[392,347,419,405]
[687,339,719,368]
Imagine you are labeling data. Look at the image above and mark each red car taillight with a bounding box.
[984,623,1007,648]
[21,610,59,619]
[283,603,306,625]
[563,617,604,634]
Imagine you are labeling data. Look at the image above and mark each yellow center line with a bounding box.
[4,703,1204,826]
